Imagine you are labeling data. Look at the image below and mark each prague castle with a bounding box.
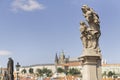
[13,51,120,78]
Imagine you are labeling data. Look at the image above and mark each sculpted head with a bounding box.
[81,5,90,13]
[80,21,86,25]
[80,21,87,32]
[9,57,11,60]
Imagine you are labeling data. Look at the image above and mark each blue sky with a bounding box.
[0,0,120,67]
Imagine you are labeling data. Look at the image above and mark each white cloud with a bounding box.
[11,0,45,12]
[0,50,12,56]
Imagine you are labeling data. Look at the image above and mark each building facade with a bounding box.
[15,52,120,78]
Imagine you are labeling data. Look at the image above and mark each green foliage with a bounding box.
[21,68,27,74]
[42,68,48,74]
[29,68,34,74]
[42,68,52,77]
[57,67,81,76]
[46,69,52,77]
[36,68,52,77]
[102,71,107,77]
[113,75,118,78]
[57,67,65,73]
[102,71,117,78]
[36,68,43,76]
[68,68,81,76]
[107,71,114,77]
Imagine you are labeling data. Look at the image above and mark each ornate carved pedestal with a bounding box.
[80,49,102,80]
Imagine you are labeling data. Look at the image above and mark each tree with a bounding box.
[112,72,117,78]
[36,68,43,76]
[57,67,65,73]
[68,68,81,76]
[42,68,52,77]
[21,68,27,74]
[46,69,52,77]
[29,68,34,74]
[108,71,113,77]
[102,71,107,78]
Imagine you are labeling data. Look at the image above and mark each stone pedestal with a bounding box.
[80,49,102,80]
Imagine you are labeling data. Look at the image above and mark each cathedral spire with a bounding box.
[55,53,58,64]
[61,50,65,59]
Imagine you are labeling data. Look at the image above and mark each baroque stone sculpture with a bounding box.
[80,5,101,54]
[7,58,14,80]
[80,5,102,80]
